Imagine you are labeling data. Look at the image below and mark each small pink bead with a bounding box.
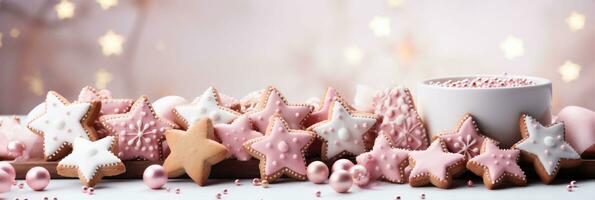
[315,191,321,197]
[223,189,228,194]
[567,185,573,192]
[175,188,180,194]
[216,193,222,199]
[252,178,261,186]
[234,179,241,186]
[467,180,474,187]
[82,186,88,193]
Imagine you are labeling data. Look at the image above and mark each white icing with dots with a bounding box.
[174,87,239,125]
[29,92,92,157]
[313,100,376,159]
[58,136,122,181]
[516,115,580,175]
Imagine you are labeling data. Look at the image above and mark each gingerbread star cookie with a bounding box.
[513,113,581,184]
[373,87,429,150]
[163,118,229,186]
[214,116,263,161]
[174,87,241,129]
[27,91,100,161]
[308,98,378,161]
[57,136,126,187]
[434,113,496,160]
[467,139,526,189]
[304,87,344,127]
[100,96,177,161]
[0,116,43,161]
[247,86,313,132]
[356,135,409,183]
[243,115,315,182]
[78,86,134,138]
[408,139,466,188]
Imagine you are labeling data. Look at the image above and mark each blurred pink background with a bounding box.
[0,0,593,114]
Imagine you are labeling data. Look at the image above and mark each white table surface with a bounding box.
[2,178,593,200]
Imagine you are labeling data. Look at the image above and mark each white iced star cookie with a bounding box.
[307,98,379,161]
[513,113,581,184]
[173,87,241,129]
[27,91,100,161]
[57,136,125,187]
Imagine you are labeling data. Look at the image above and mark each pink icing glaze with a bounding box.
[438,114,491,160]
[248,87,313,132]
[356,135,408,183]
[469,140,525,183]
[100,96,176,161]
[250,116,313,176]
[373,87,428,150]
[214,116,263,161]
[0,116,43,161]
[304,87,339,127]
[408,139,465,181]
[556,106,595,157]
[78,86,133,138]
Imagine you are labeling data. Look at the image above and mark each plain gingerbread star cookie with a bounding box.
[408,139,466,189]
[356,135,409,183]
[513,113,581,184]
[174,87,241,129]
[434,113,497,160]
[77,86,133,138]
[308,98,378,161]
[247,86,313,132]
[243,115,315,183]
[214,116,262,161]
[467,139,526,189]
[27,91,100,161]
[163,118,229,186]
[57,136,126,187]
[373,87,429,150]
[100,96,177,161]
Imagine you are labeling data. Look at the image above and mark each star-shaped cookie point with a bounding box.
[27,91,100,161]
[78,86,134,138]
[247,86,313,132]
[434,113,495,160]
[100,96,177,161]
[174,87,241,129]
[304,87,343,127]
[214,116,263,161]
[57,136,125,187]
[408,139,466,189]
[163,118,229,186]
[308,98,378,161]
[467,139,526,189]
[356,135,409,183]
[243,115,315,182]
[513,113,581,184]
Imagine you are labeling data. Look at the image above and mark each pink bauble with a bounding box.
[349,164,370,187]
[7,141,26,158]
[0,162,15,182]
[329,170,352,193]
[25,166,50,191]
[331,159,354,172]
[143,165,168,189]
[152,96,188,124]
[307,161,329,184]
[0,170,11,193]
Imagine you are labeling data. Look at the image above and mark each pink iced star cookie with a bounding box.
[373,87,429,150]
[356,135,409,183]
[513,113,581,184]
[243,115,315,182]
[308,98,379,161]
[0,116,43,161]
[434,113,496,160]
[174,87,241,129]
[100,96,177,161]
[408,139,466,188]
[78,86,134,138]
[467,139,526,189]
[214,116,263,161]
[304,87,344,127]
[27,91,100,161]
[247,86,313,132]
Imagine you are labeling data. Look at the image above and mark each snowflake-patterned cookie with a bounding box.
[434,113,497,160]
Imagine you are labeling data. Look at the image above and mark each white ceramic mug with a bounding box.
[416,75,552,148]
